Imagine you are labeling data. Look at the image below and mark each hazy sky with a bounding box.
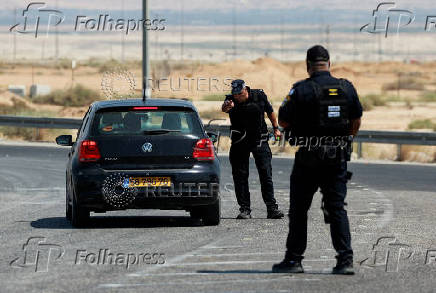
[3,0,435,11]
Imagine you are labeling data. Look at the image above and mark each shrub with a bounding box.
[202,94,226,101]
[0,98,31,115]
[98,59,127,73]
[359,94,386,111]
[199,110,227,120]
[0,126,36,140]
[382,77,425,91]
[408,119,435,130]
[33,84,101,107]
[419,91,436,102]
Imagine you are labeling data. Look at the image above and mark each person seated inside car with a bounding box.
[100,112,123,133]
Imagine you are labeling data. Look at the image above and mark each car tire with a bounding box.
[190,209,202,220]
[71,187,90,228]
[201,196,221,226]
[66,188,72,221]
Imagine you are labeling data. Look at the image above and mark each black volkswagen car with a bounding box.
[56,98,220,227]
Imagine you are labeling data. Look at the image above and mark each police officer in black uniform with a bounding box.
[222,80,284,219]
[272,45,362,275]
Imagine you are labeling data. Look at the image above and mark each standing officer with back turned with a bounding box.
[272,45,363,275]
[221,79,284,219]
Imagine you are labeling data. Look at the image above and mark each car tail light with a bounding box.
[79,140,101,162]
[193,138,215,161]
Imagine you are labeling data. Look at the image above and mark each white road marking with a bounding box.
[184,252,283,257]
[155,259,337,267]
[19,201,60,205]
[99,277,321,288]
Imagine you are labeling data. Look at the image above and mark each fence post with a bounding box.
[357,142,363,158]
[396,144,402,161]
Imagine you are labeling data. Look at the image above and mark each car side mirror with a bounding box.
[206,131,219,143]
[56,135,73,146]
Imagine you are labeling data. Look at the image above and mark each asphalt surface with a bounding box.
[0,142,435,293]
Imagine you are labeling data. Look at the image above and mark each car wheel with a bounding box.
[201,196,221,226]
[71,187,90,228]
[66,188,72,221]
[190,209,202,220]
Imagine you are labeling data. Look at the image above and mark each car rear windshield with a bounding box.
[90,107,204,137]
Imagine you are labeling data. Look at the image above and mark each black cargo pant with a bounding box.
[285,149,353,262]
[229,141,278,213]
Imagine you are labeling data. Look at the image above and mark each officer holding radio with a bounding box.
[272,45,362,275]
[221,79,284,220]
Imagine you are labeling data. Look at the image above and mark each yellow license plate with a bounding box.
[128,177,171,187]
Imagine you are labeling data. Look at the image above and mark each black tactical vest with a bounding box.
[229,89,267,144]
[308,79,350,137]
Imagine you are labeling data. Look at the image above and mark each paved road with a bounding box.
[0,143,435,293]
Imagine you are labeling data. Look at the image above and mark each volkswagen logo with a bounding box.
[142,142,153,153]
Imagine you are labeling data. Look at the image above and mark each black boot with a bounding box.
[332,258,354,275]
[267,208,284,219]
[236,210,252,219]
[272,259,304,273]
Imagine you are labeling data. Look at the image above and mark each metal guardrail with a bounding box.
[1,115,435,160]
[0,115,82,129]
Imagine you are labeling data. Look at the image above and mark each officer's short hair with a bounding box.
[306,45,330,66]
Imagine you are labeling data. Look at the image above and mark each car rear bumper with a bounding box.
[73,163,220,211]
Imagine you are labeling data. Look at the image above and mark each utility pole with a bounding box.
[232,4,237,58]
[142,0,150,100]
[13,8,17,61]
[41,39,46,60]
[55,0,59,60]
[121,0,125,62]
[353,12,357,62]
[378,33,382,63]
[155,13,160,60]
[280,14,284,61]
[180,0,184,61]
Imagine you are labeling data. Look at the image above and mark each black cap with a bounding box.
[306,45,330,63]
[231,79,246,95]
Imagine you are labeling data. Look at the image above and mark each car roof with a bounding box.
[91,98,196,111]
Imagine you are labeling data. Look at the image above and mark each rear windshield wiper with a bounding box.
[143,129,181,135]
